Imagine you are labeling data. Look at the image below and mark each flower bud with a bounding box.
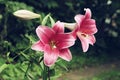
[13,10,40,20]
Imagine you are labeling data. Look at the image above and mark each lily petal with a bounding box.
[44,44,59,67]
[74,14,85,27]
[80,19,97,34]
[55,33,75,49]
[59,49,72,61]
[83,19,96,25]
[52,21,64,33]
[31,41,44,51]
[77,32,89,52]
[88,35,96,45]
[36,26,55,44]
[84,8,91,19]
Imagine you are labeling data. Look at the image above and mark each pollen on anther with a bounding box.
[81,33,88,37]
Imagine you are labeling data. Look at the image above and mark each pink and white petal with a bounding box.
[31,41,44,51]
[83,19,96,25]
[81,24,97,35]
[55,33,76,49]
[80,19,97,34]
[36,26,55,44]
[88,35,96,45]
[77,32,89,52]
[59,49,72,61]
[57,41,75,49]
[44,44,59,67]
[52,21,64,33]
[84,8,92,19]
[74,14,85,27]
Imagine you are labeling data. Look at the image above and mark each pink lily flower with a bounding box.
[31,21,75,67]
[73,8,98,52]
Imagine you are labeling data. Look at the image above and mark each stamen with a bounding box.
[81,33,88,37]
[77,32,88,38]
[49,40,57,49]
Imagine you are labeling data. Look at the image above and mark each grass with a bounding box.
[89,70,120,80]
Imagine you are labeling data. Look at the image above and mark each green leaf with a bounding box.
[25,34,37,43]
[20,67,34,79]
[7,52,10,58]
[56,59,68,71]
[41,14,50,26]
[0,14,3,19]
[49,16,55,26]
[0,57,5,66]
[0,64,8,73]
[20,52,29,60]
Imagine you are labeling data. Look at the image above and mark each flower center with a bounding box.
[49,40,56,49]
[77,32,88,38]
[81,33,88,37]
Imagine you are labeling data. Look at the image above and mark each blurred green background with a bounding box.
[0,0,120,80]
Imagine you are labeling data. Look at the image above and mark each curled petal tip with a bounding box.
[84,8,91,19]
[84,8,89,11]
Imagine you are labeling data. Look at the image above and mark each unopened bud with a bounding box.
[13,10,40,20]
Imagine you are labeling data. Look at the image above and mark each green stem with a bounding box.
[42,63,51,80]
[47,67,50,80]
[24,62,31,78]
[42,63,48,80]
[12,45,30,60]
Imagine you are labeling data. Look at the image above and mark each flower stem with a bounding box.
[42,64,47,80]
[42,63,51,80]
[42,63,48,80]
[47,67,50,80]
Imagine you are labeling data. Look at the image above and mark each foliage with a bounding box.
[91,70,120,80]
[0,0,120,80]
